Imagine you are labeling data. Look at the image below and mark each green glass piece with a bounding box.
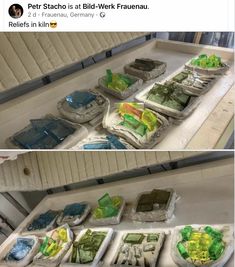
[98,193,113,207]
[40,236,49,255]
[180,226,193,241]
[147,83,190,111]
[79,249,95,263]
[147,234,159,242]
[71,245,78,263]
[208,239,225,260]
[94,194,122,219]
[190,54,222,69]
[72,230,107,264]
[173,72,189,83]
[105,69,135,92]
[120,114,147,137]
[124,233,145,244]
[177,242,189,259]
[204,226,223,240]
[141,109,157,131]
[177,226,225,264]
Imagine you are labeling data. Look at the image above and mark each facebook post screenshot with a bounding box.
[0,1,234,266]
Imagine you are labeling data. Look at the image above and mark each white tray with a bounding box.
[6,114,88,149]
[171,224,234,267]
[57,90,109,124]
[0,236,40,267]
[131,188,177,222]
[90,197,125,226]
[60,228,114,267]
[111,230,165,267]
[56,202,91,227]
[102,103,170,149]
[98,73,143,100]
[33,224,73,267]
[135,82,201,121]
[124,58,166,81]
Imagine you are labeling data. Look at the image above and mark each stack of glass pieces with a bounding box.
[12,118,76,149]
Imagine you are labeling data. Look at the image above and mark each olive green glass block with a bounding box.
[136,189,171,212]
[71,230,106,264]
[147,83,190,111]
[147,234,159,242]
[124,233,145,244]
[172,72,189,83]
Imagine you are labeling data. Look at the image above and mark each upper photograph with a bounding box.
[0,32,234,150]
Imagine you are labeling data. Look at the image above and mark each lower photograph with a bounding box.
[0,151,234,266]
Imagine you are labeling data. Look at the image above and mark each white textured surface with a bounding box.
[0,151,204,192]
[0,158,233,266]
[0,32,146,92]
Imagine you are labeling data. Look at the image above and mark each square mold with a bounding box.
[0,236,40,267]
[135,82,201,121]
[111,230,165,267]
[131,188,177,222]
[102,103,169,149]
[56,202,91,227]
[21,210,60,236]
[98,73,143,100]
[171,224,234,267]
[57,90,109,124]
[185,56,229,76]
[124,58,166,81]
[90,195,125,226]
[60,228,113,267]
[33,224,73,267]
[6,114,88,149]
[170,69,217,96]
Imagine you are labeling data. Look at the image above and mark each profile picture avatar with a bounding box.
[9,4,23,19]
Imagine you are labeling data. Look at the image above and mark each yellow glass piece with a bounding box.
[190,231,202,240]
[46,242,57,255]
[50,246,62,257]
[58,228,67,242]
[141,109,157,131]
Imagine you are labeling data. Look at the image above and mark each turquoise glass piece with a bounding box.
[13,128,57,149]
[13,118,76,149]
[63,203,87,217]
[65,91,97,109]
[84,142,112,150]
[27,210,59,231]
[5,238,34,261]
[107,135,127,149]
[83,135,127,150]
[31,118,75,141]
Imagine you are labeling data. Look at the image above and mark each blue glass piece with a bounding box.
[63,203,87,217]
[83,142,112,150]
[31,118,76,141]
[107,135,127,149]
[13,118,76,149]
[65,91,97,109]
[13,128,58,149]
[27,210,58,231]
[5,238,34,261]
